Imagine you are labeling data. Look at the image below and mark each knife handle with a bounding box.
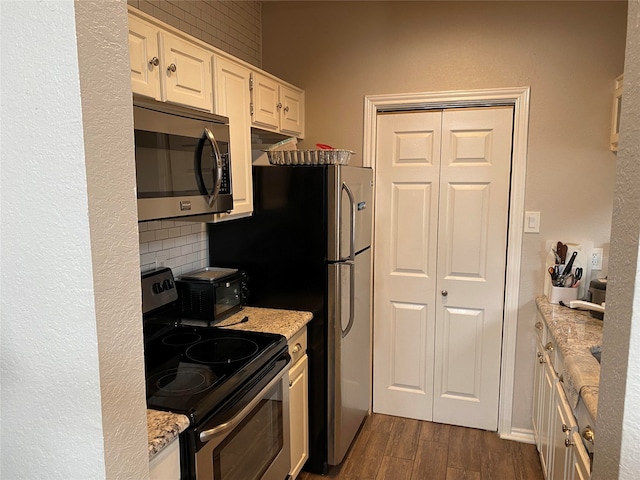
[563,251,578,275]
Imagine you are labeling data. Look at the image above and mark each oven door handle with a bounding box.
[199,365,288,443]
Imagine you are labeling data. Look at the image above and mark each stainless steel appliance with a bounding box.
[207,165,373,473]
[176,267,248,325]
[133,96,233,221]
[142,268,291,480]
[589,278,607,305]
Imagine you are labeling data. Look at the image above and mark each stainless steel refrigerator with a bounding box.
[207,164,373,473]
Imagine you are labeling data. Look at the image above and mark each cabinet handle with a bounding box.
[289,380,293,387]
[441,290,448,297]
[562,424,570,433]
[535,322,543,330]
[545,342,554,352]
[277,102,283,109]
[149,56,159,67]
[167,63,177,73]
[537,352,543,358]
[284,106,290,113]
[292,343,302,354]
[538,357,545,364]
[564,438,574,448]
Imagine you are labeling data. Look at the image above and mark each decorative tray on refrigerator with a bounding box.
[266,149,353,166]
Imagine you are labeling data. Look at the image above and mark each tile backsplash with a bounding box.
[139,220,208,275]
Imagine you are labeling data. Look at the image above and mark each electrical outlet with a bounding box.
[591,248,603,270]
[156,253,169,268]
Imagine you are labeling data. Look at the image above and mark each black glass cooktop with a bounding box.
[144,323,287,425]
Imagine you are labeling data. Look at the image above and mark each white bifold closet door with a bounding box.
[373,106,513,430]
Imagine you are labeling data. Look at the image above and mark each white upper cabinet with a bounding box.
[127,6,305,219]
[213,55,253,220]
[161,33,212,112]
[128,13,212,112]
[280,84,305,137]
[251,71,305,138]
[610,74,623,152]
[128,15,161,100]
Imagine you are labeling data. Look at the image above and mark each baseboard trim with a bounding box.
[501,427,536,444]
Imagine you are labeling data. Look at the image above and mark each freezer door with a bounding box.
[327,166,373,262]
[327,247,371,465]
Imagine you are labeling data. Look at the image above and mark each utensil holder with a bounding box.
[548,285,579,304]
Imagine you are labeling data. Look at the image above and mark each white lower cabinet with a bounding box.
[532,317,591,480]
[569,430,591,480]
[550,382,577,480]
[288,327,309,479]
[149,437,180,480]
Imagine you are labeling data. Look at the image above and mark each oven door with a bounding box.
[193,355,291,480]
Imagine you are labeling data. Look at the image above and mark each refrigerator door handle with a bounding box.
[341,182,356,262]
[341,261,356,338]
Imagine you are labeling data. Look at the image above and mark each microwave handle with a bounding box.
[194,127,223,207]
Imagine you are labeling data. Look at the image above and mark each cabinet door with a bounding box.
[149,437,180,480]
[128,15,160,99]
[550,381,577,480]
[539,353,556,477]
[610,74,623,152]
[532,341,544,447]
[251,72,280,131]
[161,32,212,111]
[213,56,253,220]
[280,85,305,137]
[569,431,591,480]
[289,354,309,479]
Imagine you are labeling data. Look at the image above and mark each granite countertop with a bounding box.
[536,295,603,421]
[146,306,313,461]
[147,409,190,460]
[215,305,313,339]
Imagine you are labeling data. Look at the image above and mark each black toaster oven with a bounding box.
[175,267,248,325]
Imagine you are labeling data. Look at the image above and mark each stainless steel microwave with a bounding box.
[133,97,233,221]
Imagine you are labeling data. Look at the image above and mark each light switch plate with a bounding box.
[524,211,540,233]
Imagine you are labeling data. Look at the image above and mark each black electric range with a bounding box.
[142,268,290,448]
[144,321,287,425]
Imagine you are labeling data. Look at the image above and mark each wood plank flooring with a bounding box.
[297,413,544,480]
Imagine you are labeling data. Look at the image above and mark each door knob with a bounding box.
[167,63,177,73]
[149,56,159,67]
[441,290,448,297]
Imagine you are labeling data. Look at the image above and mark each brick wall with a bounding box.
[128,0,262,68]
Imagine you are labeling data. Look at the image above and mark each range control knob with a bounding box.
[152,282,164,294]
[162,279,174,291]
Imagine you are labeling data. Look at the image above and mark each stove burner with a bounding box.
[162,332,202,347]
[185,338,259,364]
[148,366,219,396]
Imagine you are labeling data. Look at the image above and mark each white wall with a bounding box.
[262,0,626,436]
[0,1,147,478]
[75,1,150,478]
